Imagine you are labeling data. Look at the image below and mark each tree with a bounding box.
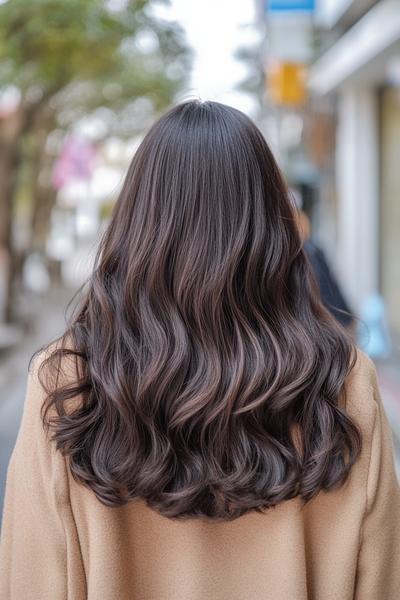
[0,0,191,322]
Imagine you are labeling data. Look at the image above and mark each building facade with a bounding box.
[309,0,400,350]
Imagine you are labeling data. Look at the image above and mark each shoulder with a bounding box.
[31,334,82,383]
[347,347,378,394]
[30,334,78,377]
[10,343,64,473]
[7,342,74,520]
[17,335,84,459]
[343,347,382,437]
[26,336,83,425]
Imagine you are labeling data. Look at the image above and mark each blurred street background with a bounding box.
[1,0,400,512]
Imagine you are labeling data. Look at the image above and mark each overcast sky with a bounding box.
[166,0,259,115]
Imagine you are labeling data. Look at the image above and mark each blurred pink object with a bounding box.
[52,135,97,190]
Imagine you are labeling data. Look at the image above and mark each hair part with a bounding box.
[36,100,361,521]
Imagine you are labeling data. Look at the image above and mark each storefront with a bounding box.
[308,0,400,354]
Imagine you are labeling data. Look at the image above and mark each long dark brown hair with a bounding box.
[36,100,361,521]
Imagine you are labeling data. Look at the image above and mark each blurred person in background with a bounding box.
[1,100,399,600]
[295,204,355,332]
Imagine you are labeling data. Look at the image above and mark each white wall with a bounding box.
[335,87,379,310]
[315,0,354,28]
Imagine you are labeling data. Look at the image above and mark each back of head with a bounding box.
[38,100,361,521]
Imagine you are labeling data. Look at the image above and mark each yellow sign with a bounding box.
[267,61,308,106]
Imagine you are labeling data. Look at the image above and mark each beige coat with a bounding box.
[1,349,400,599]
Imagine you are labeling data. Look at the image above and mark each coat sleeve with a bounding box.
[355,362,400,599]
[0,354,86,599]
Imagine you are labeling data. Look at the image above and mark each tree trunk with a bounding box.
[0,102,44,322]
[0,111,24,323]
[29,112,57,253]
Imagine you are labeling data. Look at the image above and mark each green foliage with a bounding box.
[0,0,190,320]
[0,0,191,114]
[99,198,115,220]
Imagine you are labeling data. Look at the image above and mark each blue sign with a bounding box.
[266,0,315,11]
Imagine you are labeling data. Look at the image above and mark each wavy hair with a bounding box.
[36,100,361,521]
